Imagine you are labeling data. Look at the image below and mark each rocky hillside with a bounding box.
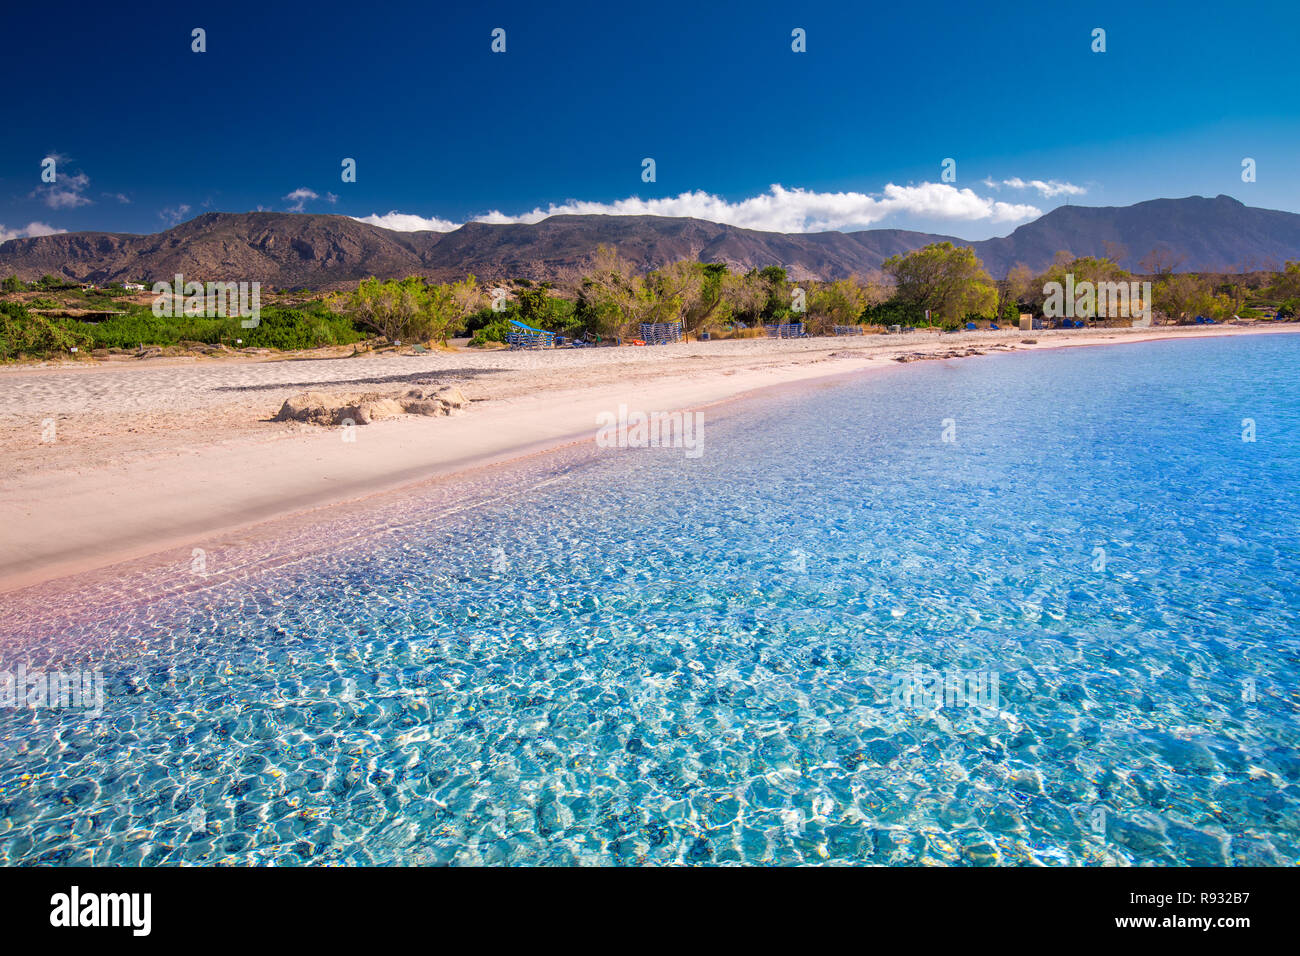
[3,196,1298,287]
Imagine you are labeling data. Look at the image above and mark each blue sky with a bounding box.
[3,0,1297,243]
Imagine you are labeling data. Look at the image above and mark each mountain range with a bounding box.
[2,195,1298,289]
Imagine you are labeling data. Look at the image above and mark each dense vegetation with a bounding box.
[3,247,1298,359]
[0,298,369,360]
[326,275,483,344]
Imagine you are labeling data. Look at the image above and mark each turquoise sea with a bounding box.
[2,334,1299,865]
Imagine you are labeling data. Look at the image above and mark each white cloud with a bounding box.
[354,211,465,232]
[32,155,93,209]
[984,177,1086,198]
[0,221,67,243]
[159,204,191,226]
[354,182,1042,234]
[284,188,320,212]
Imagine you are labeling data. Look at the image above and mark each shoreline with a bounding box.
[0,357,877,595]
[2,324,1296,597]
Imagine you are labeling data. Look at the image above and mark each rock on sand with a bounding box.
[273,385,470,426]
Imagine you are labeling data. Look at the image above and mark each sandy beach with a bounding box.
[2,324,1295,594]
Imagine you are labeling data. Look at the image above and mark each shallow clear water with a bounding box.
[3,335,1299,865]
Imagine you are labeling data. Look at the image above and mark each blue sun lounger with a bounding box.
[639,322,683,344]
[507,319,555,349]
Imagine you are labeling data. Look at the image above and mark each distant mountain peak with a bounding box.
[2,196,1298,287]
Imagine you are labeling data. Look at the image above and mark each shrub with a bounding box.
[241,307,368,350]
[328,276,483,343]
[463,306,500,335]
[862,299,925,327]
[73,312,233,349]
[470,317,512,346]
[0,303,88,359]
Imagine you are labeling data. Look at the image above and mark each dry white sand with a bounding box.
[2,324,1295,592]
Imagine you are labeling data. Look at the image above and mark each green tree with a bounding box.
[1152,272,1212,322]
[758,266,790,318]
[807,277,870,333]
[1270,261,1300,302]
[684,263,731,332]
[645,260,706,330]
[1038,255,1129,291]
[1002,262,1036,313]
[513,286,579,333]
[577,246,656,337]
[882,242,997,325]
[328,275,483,343]
[719,270,768,326]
